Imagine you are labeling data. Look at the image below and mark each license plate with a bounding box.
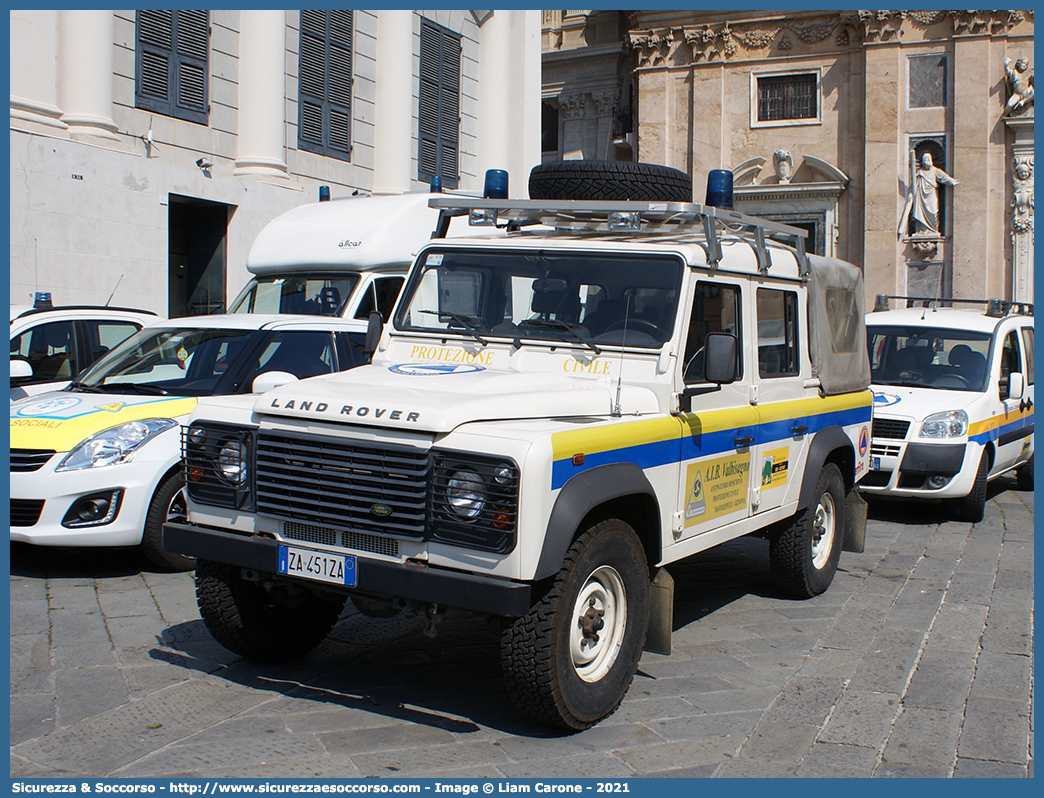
[871,456,881,471]
[278,545,356,587]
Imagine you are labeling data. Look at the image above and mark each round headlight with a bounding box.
[188,426,207,445]
[218,438,248,486]
[447,470,486,519]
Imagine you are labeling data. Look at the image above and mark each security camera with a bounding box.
[196,157,213,170]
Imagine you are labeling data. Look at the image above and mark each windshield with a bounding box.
[228,274,360,316]
[73,328,259,396]
[867,325,991,391]
[395,248,684,349]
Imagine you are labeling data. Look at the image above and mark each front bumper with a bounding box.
[860,437,977,498]
[163,521,533,616]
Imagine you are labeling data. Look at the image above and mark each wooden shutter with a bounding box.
[418,20,460,187]
[299,10,353,159]
[136,10,209,125]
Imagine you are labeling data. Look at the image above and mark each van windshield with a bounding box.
[867,326,992,391]
[395,248,684,349]
[229,274,359,316]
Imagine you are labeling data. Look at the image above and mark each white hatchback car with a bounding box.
[10,313,369,569]
[11,298,157,401]
[862,299,1034,520]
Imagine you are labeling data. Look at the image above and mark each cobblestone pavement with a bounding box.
[10,478,1033,779]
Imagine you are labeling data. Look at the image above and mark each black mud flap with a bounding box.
[644,567,674,656]
[843,489,867,553]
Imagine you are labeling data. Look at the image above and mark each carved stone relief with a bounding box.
[1012,156,1034,236]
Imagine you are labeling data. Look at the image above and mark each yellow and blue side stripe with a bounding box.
[968,407,1034,448]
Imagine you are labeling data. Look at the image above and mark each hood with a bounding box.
[10,392,197,451]
[871,385,977,420]
[254,363,658,433]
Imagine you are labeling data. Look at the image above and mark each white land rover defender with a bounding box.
[166,173,873,730]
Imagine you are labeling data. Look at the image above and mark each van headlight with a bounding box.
[56,419,178,471]
[919,410,969,439]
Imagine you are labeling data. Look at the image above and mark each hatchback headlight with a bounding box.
[56,419,178,472]
[919,410,969,439]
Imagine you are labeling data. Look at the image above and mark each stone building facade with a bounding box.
[10,10,542,316]
[541,10,1034,304]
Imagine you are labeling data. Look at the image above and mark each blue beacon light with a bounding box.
[483,169,509,199]
[705,169,734,210]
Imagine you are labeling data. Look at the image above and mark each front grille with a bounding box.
[256,431,429,537]
[871,443,902,458]
[873,418,911,440]
[11,499,45,526]
[10,450,55,473]
[859,471,891,488]
[283,520,400,558]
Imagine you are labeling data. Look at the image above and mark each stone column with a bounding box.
[10,11,65,130]
[477,10,512,179]
[57,10,119,140]
[235,10,288,177]
[1007,117,1034,303]
[372,10,414,194]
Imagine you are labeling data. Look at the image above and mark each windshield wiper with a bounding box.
[66,380,103,393]
[519,318,602,355]
[419,310,488,345]
[94,382,168,395]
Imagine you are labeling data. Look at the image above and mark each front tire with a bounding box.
[1016,453,1034,492]
[959,450,989,522]
[141,472,195,572]
[195,560,346,662]
[770,464,844,598]
[501,520,649,730]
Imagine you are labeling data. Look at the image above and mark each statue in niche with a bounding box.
[898,152,958,237]
[1003,57,1034,117]
[772,149,793,184]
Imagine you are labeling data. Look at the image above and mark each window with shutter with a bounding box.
[136,10,209,125]
[418,19,461,189]
[298,10,353,160]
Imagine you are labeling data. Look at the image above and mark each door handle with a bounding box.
[734,435,754,449]
[791,424,809,437]
[1020,397,1033,413]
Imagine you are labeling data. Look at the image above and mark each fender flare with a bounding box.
[798,426,855,509]
[534,463,659,581]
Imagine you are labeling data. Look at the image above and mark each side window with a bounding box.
[336,332,370,370]
[11,321,79,383]
[1020,327,1034,386]
[999,330,1023,399]
[353,277,403,321]
[135,11,209,125]
[83,321,142,364]
[418,19,461,189]
[683,282,741,383]
[756,288,799,378]
[243,331,336,390]
[298,10,353,161]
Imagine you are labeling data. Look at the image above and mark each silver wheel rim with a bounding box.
[569,565,627,683]
[167,487,187,523]
[810,491,836,570]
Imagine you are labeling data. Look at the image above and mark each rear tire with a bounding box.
[959,451,989,522]
[195,560,346,662]
[501,519,649,730]
[1016,453,1034,492]
[529,160,692,203]
[770,464,844,598]
[141,472,194,572]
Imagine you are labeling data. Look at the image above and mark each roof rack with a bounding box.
[428,197,812,277]
[872,294,1033,317]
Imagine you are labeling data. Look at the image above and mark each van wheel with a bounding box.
[770,464,844,598]
[1016,453,1034,492]
[959,451,989,522]
[501,520,649,730]
[529,161,692,203]
[140,472,195,572]
[195,560,346,662]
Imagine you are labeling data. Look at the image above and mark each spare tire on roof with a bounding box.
[529,160,692,203]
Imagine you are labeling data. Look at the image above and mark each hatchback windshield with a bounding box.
[73,328,259,396]
[868,325,992,391]
[395,248,684,349]
[229,274,359,316]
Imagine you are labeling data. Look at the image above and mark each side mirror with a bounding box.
[704,332,738,384]
[364,311,383,354]
[251,371,299,394]
[1005,371,1025,401]
[10,359,33,382]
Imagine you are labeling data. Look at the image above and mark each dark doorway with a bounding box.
[168,196,234,317]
